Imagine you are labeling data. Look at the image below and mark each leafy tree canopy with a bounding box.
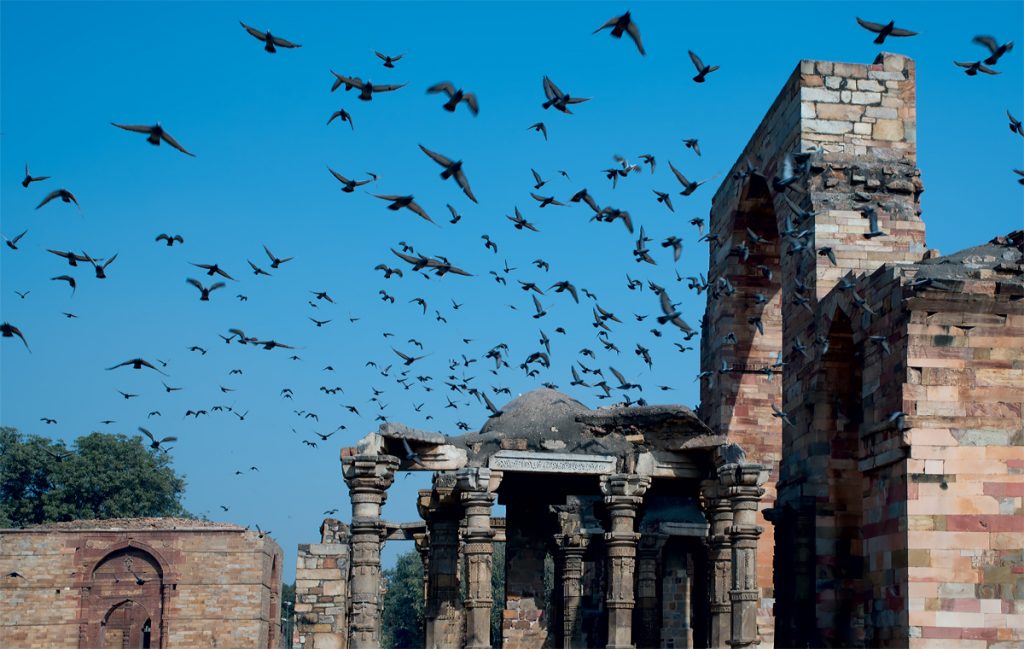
[0,427,189,527]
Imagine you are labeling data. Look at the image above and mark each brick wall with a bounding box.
[293,519,351,649]
[0,520,282,649]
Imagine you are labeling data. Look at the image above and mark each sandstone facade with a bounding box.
[0,518,283,649]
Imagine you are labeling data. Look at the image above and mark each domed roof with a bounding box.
[480,388,588,437]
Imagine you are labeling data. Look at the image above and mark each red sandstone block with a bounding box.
[945,515,1022,533]
[983,482,1024,497]
[921,626,962,639]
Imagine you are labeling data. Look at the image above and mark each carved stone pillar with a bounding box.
[601,473,651,649]
[723,464,768,649]
[636,533,667,649]
[702,478,734,649]
[414,531,430,603]
[342,454,399,649]
[555,533,590,649]
[458,468,496,649]
[419,480,464,649]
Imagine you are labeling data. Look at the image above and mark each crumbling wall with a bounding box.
[294,519,351,649]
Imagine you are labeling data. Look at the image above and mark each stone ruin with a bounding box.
[295,51,1023,649]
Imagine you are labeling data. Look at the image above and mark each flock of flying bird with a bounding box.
[2,11,1020,523]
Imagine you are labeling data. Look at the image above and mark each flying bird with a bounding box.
[190,262,235,280]
[263,244,293,269]
[240,21,301,52]
[85,252,117,279]
[419,144,478,203]
[427,82,479,115]
[973,35,1014,65]
[51,275,76,295]
[1008,111,1023,137]
[3,230,28,250]
[593,10,645,55]
[683,138,701,156]
[1,323,30,351]
[155,233,184,246]
[326,109,354,129]
[688,50,719,83]
[111,122,195,156]
[107,358,168,375]
[36,189,78,209]
[668,161,706,195]
[328,167,374,192]
[855,17,918,44]
[541,76,590,113]
[370,194,434,223]
[374,50,404,67]
[187,278,226,301]
[22,163,50,188]
[954,60,1000,76]
[139,427,177,451]
[527,122,548,140]
[330,72,405,100]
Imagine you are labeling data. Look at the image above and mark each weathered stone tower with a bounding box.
[703,51,1023,649]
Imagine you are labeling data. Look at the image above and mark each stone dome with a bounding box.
[479,388,589,439]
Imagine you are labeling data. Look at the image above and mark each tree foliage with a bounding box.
[381,550,426,649]
[0,427,189,527]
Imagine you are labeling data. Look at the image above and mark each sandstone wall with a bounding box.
[0,521,282,649]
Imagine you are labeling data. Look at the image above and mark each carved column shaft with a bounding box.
[419,485,464,649]
[342,454,398,649]
[556,534,590,649]
[636,534,667,649]
[458,468,496,649]
[722,464,768,649]
[702,479,735,649]
[601,473,651,649]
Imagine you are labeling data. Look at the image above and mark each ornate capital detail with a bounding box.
[600,473,651,499]
[342,454,399,490]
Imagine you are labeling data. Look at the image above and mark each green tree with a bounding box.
[381,550,425,649]
[0,427,189,527]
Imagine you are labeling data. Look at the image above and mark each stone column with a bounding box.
[419,482,464,649]
[600,473,651,649]
[342,454,399,649]
[722,464,769,649]
[636,533,667,649]
[555,533,590,649]
[702,478,734,649]
[414,531,430,603]
[457,467,496,649]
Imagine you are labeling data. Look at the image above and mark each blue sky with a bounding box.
[1,1,1021,580]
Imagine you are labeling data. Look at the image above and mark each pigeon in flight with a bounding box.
[187,278,226,301]
[541,76,590,113]
[427,82,479,115]
[953,60,1000,76]
[688,50,719,83]
[419,144,478,203]
[326,109,354,130]
[21,163,49,188]
[36,189,78,209]
[139,427,177,451]
[1,323,30,351]
[107,358,168,375]
[973,35,1014,65]
[240,21,301,53]
[1008,111,1023,137]
[3,230,27,250]
[263,244,293,268]
[328,167,374,193]
[369,194,434,224]
[330,72,405,101]
[527,122,548,140]
[593,11,645,55]
[855,17,918,44]
[375,51,404,68]
[111,122,195,156]
[668,161,706,195]
[155,233,184,247]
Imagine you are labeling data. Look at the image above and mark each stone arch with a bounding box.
[79,543,169,649]
[820,308,867,647]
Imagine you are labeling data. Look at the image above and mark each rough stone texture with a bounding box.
[0,519,282,649]
[293,519,351,649]
[704,51,1022,649]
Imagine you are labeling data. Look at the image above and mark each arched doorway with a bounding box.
[101,600,151,648]
[80,546,166,649]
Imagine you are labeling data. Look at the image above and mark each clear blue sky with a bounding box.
[2,2,1021,581]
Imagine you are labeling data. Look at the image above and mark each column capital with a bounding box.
[342,454,399,489]
[600,472,651,499]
